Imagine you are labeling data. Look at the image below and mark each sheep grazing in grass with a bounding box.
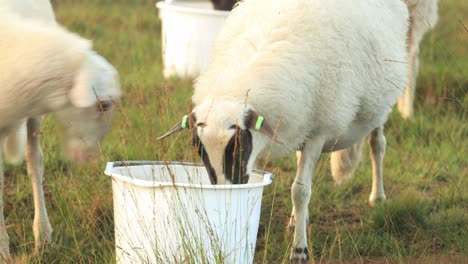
[0,1,120,259]
[159,0,409,261]
[398,0,439,119]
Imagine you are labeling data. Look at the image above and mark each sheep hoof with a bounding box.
[290,247,309,263]
[369,194,386,207]
[333,178,344,187]
[397,97,414,120]
[33,239,54,256]
[287,215,296,229]
[0,247,10,262]
[0,232,10,261]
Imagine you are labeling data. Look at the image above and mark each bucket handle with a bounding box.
[105,160,276,181]
[105,161,170,175]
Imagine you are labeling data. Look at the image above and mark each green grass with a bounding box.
[3,0,467,263]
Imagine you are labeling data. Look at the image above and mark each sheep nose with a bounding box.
[68,148,96,164]
[242,174,250,184]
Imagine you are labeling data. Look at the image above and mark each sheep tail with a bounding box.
[3,123,27,164]
[330,138,365,186]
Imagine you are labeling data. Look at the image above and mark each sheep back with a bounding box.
[0,13,91,125]
[193,0,409,154]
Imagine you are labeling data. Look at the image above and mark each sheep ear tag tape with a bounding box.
[181,115,189,129]
[255,115,264,131]
[181,115,264,130]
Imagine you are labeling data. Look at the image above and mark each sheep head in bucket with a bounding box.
[158,99,278,184]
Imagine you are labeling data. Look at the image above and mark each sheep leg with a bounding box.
[398,21,420,119]
[289,139,323,262]
[0,137,11,260]
[368,126,387,206]
[397,48,419,119]
[330,139,365,186]
[287,151,302,229]
[26,117,53,253]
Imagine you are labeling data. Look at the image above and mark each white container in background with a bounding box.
[105,161,273,264]
[156,1,229,78]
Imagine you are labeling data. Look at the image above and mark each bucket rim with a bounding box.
[105,161,274,189]
[155,1,230,17]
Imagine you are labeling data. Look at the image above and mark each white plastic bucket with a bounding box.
[156,1,229,78]
[105,161,273,264]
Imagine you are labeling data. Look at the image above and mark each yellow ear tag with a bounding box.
[255,115,264,131]
[181,115,188,129]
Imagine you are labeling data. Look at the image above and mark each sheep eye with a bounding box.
[97,100,112,112]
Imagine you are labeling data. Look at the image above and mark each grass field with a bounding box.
[3,0,467,263]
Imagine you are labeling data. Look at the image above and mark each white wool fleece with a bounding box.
[0,0,55,23]
[0,13,91,126]
[193,0,409,157]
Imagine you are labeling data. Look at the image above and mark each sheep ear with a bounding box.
[156,114,193,141]
[69,52,121,108]
[69,66,97,108]
[246,110,282,143]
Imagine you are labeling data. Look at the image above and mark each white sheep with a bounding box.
[331,0,439,188]
[398,0,439,119]
[159,0,409,261]
[207,0,437,120]
[0,1,120,259]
